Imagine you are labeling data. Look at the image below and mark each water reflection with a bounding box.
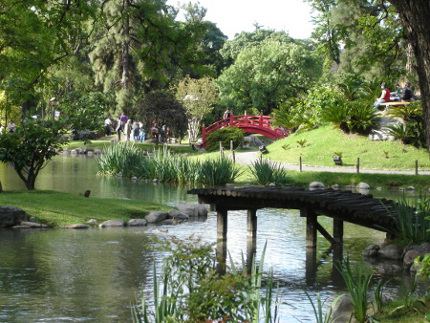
[0,156,423,321]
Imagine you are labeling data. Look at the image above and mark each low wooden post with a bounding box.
[299,156,302,172]
[301,208,317,248]
[216,209,228,274]
[415,160,419,175]
[246,209,258,271]
[230,140,233,151]
[356,158,360,174]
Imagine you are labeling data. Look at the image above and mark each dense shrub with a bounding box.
[387,101,426,148]
[205,127,245,152]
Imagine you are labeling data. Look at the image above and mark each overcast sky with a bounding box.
[168,0,315,39]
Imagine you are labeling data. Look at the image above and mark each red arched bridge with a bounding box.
[201,115,289,146]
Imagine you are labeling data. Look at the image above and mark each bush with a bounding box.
[205,127,245,152]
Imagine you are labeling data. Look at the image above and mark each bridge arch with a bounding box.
[202,115,288,145]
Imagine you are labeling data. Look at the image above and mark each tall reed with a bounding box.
[198,156,243,185]
[337,256,373,323]
[382,194,430,245]
[249,157,289,186]
[132,237,281,323]
[97,142,143,177]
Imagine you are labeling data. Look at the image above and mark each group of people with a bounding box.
[105,112,172,143]
[0,121,16,134]
[103,113,146,142]
[373,81,415,110]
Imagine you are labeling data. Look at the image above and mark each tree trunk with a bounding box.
[121,0,130,90]
[388,0,430,151]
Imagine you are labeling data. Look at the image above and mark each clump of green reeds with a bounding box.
[97,142,143,177]
[249,157,289,186]
[132,237,280,323]
[382,194,430,245]
[98,143,241,185]
[198,156,243,186]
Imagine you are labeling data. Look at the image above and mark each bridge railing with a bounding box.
[201,114,288,146]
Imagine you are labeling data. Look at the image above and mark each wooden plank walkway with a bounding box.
[188,187,397,232]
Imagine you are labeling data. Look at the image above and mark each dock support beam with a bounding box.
[301,208,318,248]
[216,209,228,274]
[246,209,258,269]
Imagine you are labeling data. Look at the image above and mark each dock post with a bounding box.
[246,209,258,270]
[301,208,317,248]
[216,209,228,274]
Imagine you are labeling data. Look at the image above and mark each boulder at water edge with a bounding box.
[99,219,126,228]
[145,211,168,223]
[128,219,147,227]
[176,204,208,218]
[0,206,28,228]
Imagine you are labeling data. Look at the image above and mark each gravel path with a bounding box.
[233,150,430,176]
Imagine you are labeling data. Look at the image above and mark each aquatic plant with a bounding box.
[337,256,373,323]
[132,237,281,323]
[249,157,289,186]
[198,156,243,186]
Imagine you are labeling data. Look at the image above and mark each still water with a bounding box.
[0,155,413,322]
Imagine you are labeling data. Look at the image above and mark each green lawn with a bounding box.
[0,190,170,227]
[267,125,430,170]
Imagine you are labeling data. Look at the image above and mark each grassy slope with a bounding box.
[267,125,430,170]
[0,190,170,227]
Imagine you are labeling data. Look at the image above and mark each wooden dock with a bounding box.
[188,187,398,274]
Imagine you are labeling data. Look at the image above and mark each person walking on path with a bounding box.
[124,119,132,142]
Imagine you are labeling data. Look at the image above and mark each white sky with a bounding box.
[168,0,315,40]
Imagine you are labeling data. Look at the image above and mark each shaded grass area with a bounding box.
[0,190,170,227]
[66,136,196,154]
[267,125,430,170]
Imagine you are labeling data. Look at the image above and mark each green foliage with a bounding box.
[198,157,243,186]
[217,40,322,114]
[59,91,111,133]
[205,127,245,152]
[136,90,188,140]
[98,144,241,185]
[0,120,68,190]
[347,101,378,135]
[381,194,430,245]
[321,100,378,135]
[133,236,280,322]
[337,256,373,323]
[296,139,308,148]
[175,76,218,142]
[249,157,289,186]
[306,292,343,323]
[386,102,426,149]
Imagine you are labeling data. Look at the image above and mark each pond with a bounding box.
[0,155,420,322]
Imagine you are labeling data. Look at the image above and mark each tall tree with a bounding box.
[217,40,322,114]
[388,0,430,150]
[175,76,217,142]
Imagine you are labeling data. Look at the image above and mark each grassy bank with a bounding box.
[0,190,170,227]
[66,136,196,154]
[267,125,430,170]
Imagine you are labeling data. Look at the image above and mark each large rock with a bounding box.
[145,211,168,223]
[378,243,403,260]
[309,182,325,190]
[99,219,126,228]
[128,219,147,227]
[60,224,90,229]
[0,206,28,228]
[168,209,189,221]
[176,204,208,218]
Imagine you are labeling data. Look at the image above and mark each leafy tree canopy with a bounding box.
[217,40,322,115]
